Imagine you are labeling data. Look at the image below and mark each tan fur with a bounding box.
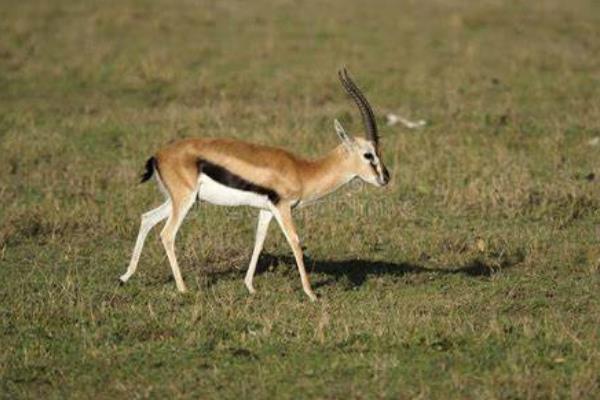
[154,137,360,204]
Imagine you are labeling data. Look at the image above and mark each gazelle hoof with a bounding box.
[245,281,256,295]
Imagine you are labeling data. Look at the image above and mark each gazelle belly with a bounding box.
[197,174,271,209]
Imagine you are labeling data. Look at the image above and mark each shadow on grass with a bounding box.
[203,249,525,289]
[262,251,524,289]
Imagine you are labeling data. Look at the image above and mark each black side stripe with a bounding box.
[197,159,281,205]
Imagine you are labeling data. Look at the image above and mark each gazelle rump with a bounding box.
[120,69,390,301]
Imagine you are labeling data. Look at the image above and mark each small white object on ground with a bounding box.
[588,137,600,146]
[386,113,427,129]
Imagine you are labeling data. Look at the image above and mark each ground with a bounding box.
[1,0,599,398]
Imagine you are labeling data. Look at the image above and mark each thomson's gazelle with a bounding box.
[120,69,390,301]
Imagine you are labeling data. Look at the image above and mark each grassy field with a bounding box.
[1,0,599,398]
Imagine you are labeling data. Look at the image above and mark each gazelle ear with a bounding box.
[334,119,354,151]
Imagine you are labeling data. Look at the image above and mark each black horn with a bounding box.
[338,68,379,145]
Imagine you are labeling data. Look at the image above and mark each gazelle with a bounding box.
[120,69,390,301]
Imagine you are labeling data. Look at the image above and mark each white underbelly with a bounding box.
[197,175,271,209]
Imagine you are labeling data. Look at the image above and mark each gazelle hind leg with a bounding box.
[120,201,171,283]
[160,190,197,292]
[245,210,273,294]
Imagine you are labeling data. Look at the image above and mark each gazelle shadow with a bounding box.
[204,249,525,289]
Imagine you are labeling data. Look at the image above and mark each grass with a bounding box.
[1,0,599,398]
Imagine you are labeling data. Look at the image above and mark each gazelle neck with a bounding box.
[300,145,355,202]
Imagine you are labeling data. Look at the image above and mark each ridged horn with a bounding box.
[338,68,379,145]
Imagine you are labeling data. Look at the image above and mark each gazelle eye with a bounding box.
[363,153,374,161]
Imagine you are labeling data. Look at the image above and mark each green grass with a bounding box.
[1,0,599,398]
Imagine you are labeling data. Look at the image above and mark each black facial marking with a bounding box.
[362,152,378,175]
[369,161,379,176]
[197,159,280,204]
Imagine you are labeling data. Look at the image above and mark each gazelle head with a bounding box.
[335,68,390,187]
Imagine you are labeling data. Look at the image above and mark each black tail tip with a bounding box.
[140,156,156,183]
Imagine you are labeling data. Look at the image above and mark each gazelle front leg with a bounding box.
[245,209,273,294]
[271,203,317,302]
